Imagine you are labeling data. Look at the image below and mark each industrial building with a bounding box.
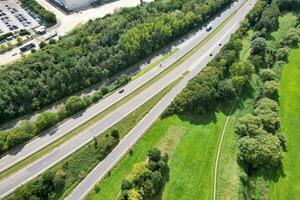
[51,0,111,11]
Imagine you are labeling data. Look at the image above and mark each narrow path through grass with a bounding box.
[212,100,237,200]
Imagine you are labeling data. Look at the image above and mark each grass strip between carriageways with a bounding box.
[7,76,183,200]
[131,48,179,80]
[0,1,244,181]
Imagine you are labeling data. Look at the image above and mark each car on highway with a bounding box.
[119,89,125,94]
[206,23,213,31]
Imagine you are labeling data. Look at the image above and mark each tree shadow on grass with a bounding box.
[152,165,170,200]
[178,110,218,126]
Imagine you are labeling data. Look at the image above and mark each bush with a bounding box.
[261,81,279,101]
[101,86,109,96]
[65,96,86,115]
[276,47,289,61]
[253,98,280,133]
[19,0,56,26]
[35,111,59,132]
[259,69,277,82]
[238,134,283,168]
[251,37,267,55]
[111,129,120,139]
[281,28,299,47]
[217,79,237,101]
[119,148,168,200]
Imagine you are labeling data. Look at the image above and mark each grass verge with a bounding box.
[88,112,227,200]
[131,48,179,81]
[7,77,182,200]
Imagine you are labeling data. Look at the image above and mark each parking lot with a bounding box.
[0,0,40,35]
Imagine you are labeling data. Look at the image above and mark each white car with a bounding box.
[206,24,213,31]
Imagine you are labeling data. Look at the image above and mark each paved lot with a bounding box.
[0,0,39,35]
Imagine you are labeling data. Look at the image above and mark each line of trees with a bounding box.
[119,148,169,200]
[10,129,120,200]
[233,0,299,198]
[0,0,235,123]
[19,0,56,26]
[0,74,129,155]
[163,0,295,197]
[165,6,261,116]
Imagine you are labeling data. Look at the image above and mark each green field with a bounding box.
[271,12,298,46]
[268,48,300,199]
[89,112,229,200]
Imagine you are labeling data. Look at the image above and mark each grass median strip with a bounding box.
[6,77,182,200]
[131,48,179,80]
[0,2,243,181]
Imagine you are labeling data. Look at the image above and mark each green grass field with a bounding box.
[89,113,228,200]
[268,48,300,200]
[271,12,297,46]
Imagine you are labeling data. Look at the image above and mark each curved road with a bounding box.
[0,0,256,198]
[0,1,242,174]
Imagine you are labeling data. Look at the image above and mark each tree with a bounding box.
[100,86,109,95]
[235,114,263,137]
[238,134,283,168]
[249,54,266,69]
[111,129,120,139]
[148,148,161,162]
[255,1,280,32]
[276,47,289,61]
[53,170,66,191]
[16,36,23,46]
[65,96,86,115]
[281,28,299,47]
[261,81,279,101]
[253,98,280,133]
[39,42,47,49]
[251,37,267,55]
[128,188,142,200]
[217,79,236,100]
[259,68,277,82]
[35,111,59,132]
[231,75,246,91]
[230,61,255,81]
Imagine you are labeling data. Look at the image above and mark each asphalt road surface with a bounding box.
[0,0,255,198]
[66,1,257,199]
[0,0,242,174]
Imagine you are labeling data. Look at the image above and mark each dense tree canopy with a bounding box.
[119,148,168,200]
[238,134,283,168]
[0,0,235,122]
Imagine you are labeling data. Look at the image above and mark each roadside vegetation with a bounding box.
[232,1,300,198]
[89,1,300,199]
[6,79,179,200]
[118,148,169,200]
[19,0,56,26]
[0,74,129,155]
[0,0,235,123]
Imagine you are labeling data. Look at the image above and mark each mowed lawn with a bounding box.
[89,113,227,200]
[268,48,300,199]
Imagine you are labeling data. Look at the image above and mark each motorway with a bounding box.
[66,0,257,199]
[0,0,255,198]
[0,0,242,174]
